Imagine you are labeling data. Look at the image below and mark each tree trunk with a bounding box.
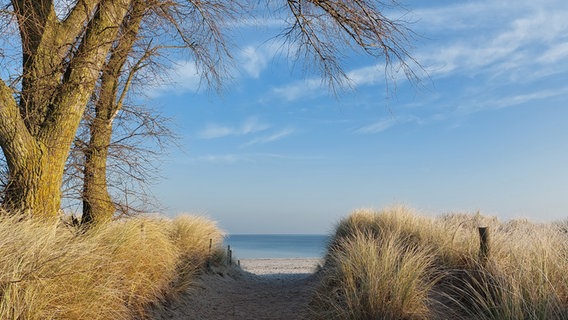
[2,142,67,218]
[81,118,115,224]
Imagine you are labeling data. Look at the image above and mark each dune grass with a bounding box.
[0,212,225,319]
[309,206,568,320]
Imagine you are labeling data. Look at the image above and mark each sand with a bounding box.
[151,258,323,320]
[239,258,323,276]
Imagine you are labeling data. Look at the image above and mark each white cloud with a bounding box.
[355,118,397,134]
[448,85,568,117]
[347,64,384,87]
[238,40,284,79]
[270,59,417,102]
[484,87,568,111]
[355,115,421,134]
[170,61,202,92]
[199,117,270,139]
[410,0,568,118]
[240,46,270,78]
[193,154,245,164]
[418,1,568,81]
[145,60,203,97]
[198,124,234,139]
[242,128,295,147]
[538,42,568,64]
[271,78,326,101]
[240,117,271,135]
[411,1,518,32]
[228,17,285,29]
[189,152,322,165]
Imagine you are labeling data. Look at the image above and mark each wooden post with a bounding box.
[206,238,212,270]
[227,245,232,265]
[478,226,490,263]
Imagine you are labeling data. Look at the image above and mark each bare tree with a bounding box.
[0,0,139,217]
[0,0,419,219]
[0,0,235,218]
[78,0,238,224]
[63,102,174,223]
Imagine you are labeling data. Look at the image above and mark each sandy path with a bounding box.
[152,258,322,320]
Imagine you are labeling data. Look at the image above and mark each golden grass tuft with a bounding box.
[169,215,224,261]
[310,206,568,319]
[311,229,437,319]
[0,213,225,319]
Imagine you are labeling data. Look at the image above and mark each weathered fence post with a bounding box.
[478,226,490,263]
[227,245,232,265]
[206,238,213,270]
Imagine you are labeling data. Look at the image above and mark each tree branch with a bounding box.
[99,0,146,122]
[0,79,36,170]
[39,0,133,143]
[282,0,421,90]
[11,0,56,53]
[113,44,156,122]
[59,0,101,45]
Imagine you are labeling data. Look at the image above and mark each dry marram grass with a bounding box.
[309,206,568,319]
[0,213,225,319]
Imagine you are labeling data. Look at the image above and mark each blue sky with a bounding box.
[147,0,568,234]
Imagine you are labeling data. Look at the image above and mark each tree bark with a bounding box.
[81,117,115,224]
[2,143,68,218]
[0,0,133,218]
[0,76,63,217]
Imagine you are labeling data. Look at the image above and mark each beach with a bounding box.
[151,258,322,320]
[239,258,323,276]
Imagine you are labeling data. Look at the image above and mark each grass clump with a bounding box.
[442,219,568,319]
[311,229,437,319]
[0,213,225,319]
[309,206,568,320]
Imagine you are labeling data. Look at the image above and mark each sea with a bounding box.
[224,234,330,259]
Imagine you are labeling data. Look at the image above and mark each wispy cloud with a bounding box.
[238,41,283,79]
[355,118,397,134]
[269,61,414,102]
[418,1,568,80]
[355,115,421,135]
[457,86,568,115]
[227,17,286,29]
[347,64,385,87]
[271,78,327,102]
[199,117,270,139]
[240,46,268,78]
[391,0,568,120]
[173,61,202,91]
[151,39,285,96]
[191,154,246,164]
[410,1,511,32]
[494,87,568,109]
[242,128,295,147]
[538,42,568,64]
[189,152,323,164]
[145,60,203,97]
